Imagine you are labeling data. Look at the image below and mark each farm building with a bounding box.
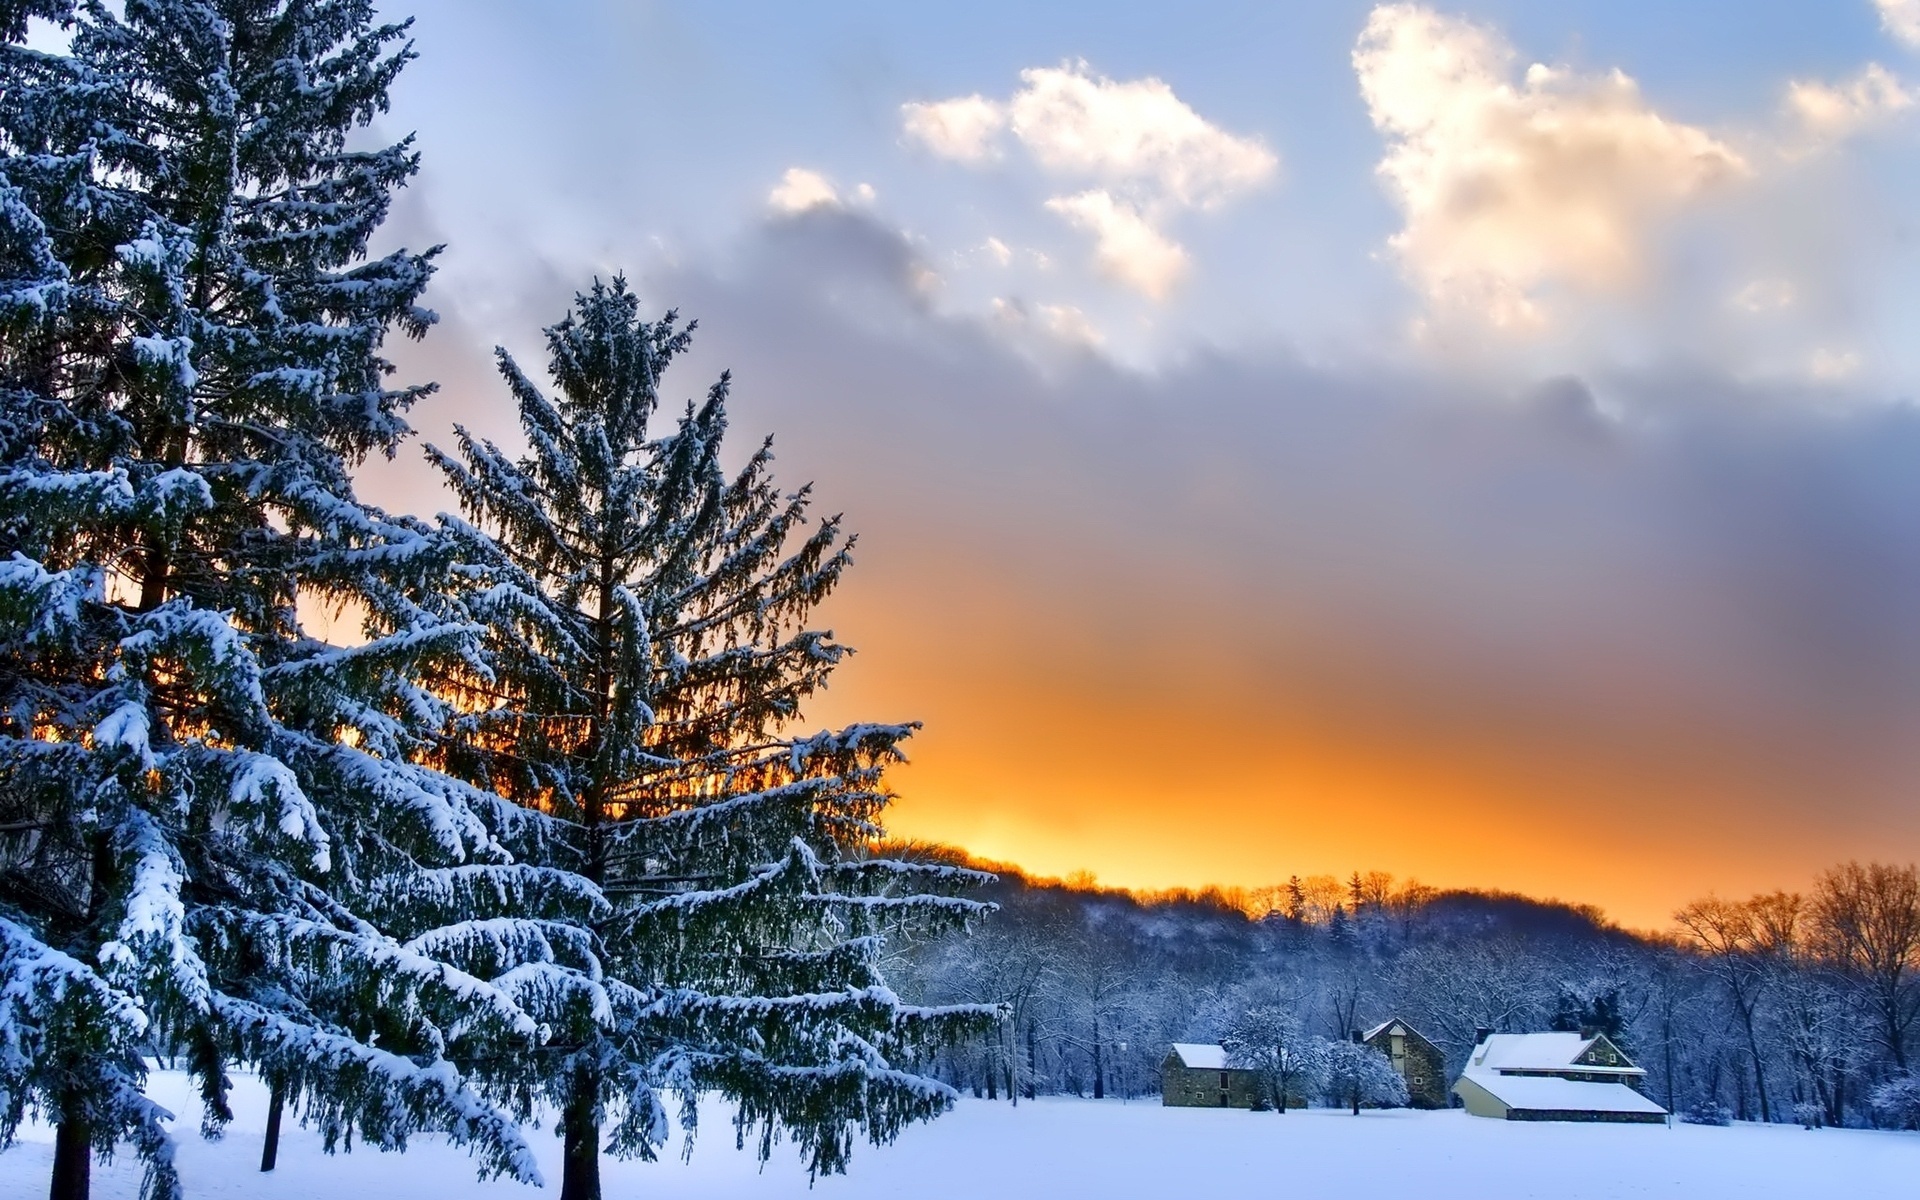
[1453,1031,1667,1123]
[1161,1043,1262,1108]
[1360,1018,1448,1108]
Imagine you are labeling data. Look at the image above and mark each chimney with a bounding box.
[1473,1026,1492,1044]
[1351,1029,1363,1044]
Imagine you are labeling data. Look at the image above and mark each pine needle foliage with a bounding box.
[0,4,562,1196]
[430,277,999,1200]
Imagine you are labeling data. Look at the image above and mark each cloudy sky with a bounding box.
[359,0,1920,928]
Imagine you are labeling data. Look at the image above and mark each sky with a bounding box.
[347,0,1920,929]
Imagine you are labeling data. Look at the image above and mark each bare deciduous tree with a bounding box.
[1224,1003,1325,1113]
[1811,862,1920,1070]
[1674,895,1782,1123]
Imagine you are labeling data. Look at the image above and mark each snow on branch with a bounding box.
[214,996,542,1184]
[96,810,212,1019]
[0,554,99,647]
[0,916,150,1049]
[227,752,332,872]
[205,909,543,1044]
[368,864,610,934]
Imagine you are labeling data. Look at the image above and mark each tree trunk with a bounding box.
[260,1081,285,1172]
[134,425,191,612]
[1351,1085,1360,1116]
[559,1091,600,1200]
[1746,1031,1772,1122]
[1004,1021,1017,1106]
[557,551,616,1200]
[1663,1011,1676,1117]
[49,1115,90,1200]
[1883,980,1910,1071]
[1024,1021,1038,1099]
[1091,1016,1104,1100]
[1734,993,1772,1122]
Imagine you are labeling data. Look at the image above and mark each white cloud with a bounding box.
[1786,63,1914,142]
[1731,279,1795,313]
[906,62,1276,203]
[1038,303,1104,346]
[1002,62,1277,206]
[1044,190,1189,300]
[903,61,1274,300]
[767,168,874,215]
[902,94,1007,161]
[768,167,842,214]
[1354,4,1748,328]
[1810,347,1863,380]
[989,297,1105,347]
[1875,0,1920,49]
[960,237,1042,270]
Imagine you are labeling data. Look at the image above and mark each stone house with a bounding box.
[1160,1043,1262,1108]
[1360,1017,1448,1108]
[1453,1030,1667,1123]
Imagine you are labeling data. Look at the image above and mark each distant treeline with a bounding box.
[888,846,1920,1130]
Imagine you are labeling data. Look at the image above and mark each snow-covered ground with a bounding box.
[3,1072,1916,1199]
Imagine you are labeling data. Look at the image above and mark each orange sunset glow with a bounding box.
[20,5,1920,1197]
[335,0,1920,943]
[358,269,1920,938]
[805,549,1903,934]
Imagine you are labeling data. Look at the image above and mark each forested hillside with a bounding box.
[893,850,1920,1130]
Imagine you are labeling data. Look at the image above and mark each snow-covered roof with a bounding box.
[1169,1043,1231,1070]
[1363,1019,1420,1042]
[1470,1032,1642,1076]
[1460,1068,1666,1115]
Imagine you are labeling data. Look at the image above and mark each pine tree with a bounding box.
[430,278,998,1200]
[1329,903,1356,950]
[0,5,570,1196]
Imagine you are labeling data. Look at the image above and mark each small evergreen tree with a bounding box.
[430,278,996,1200]
[1550,983,1626,1038]
[0,5,565,1196]
[1284,874,1306,925]
[1328,903,1357,950]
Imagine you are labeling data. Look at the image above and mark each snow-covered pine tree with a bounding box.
[0,5,580,1197]
[429,277,999,1200]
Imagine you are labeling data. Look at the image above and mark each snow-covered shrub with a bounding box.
[1224,1004,1324,1111]
[1319,1040,1410,1114]
[1791,1101,1825,1129]
[1870,1072,1920,1130]
[1681,1100,1732,1126]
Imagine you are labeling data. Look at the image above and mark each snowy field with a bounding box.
[3,1072,1916,1200]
